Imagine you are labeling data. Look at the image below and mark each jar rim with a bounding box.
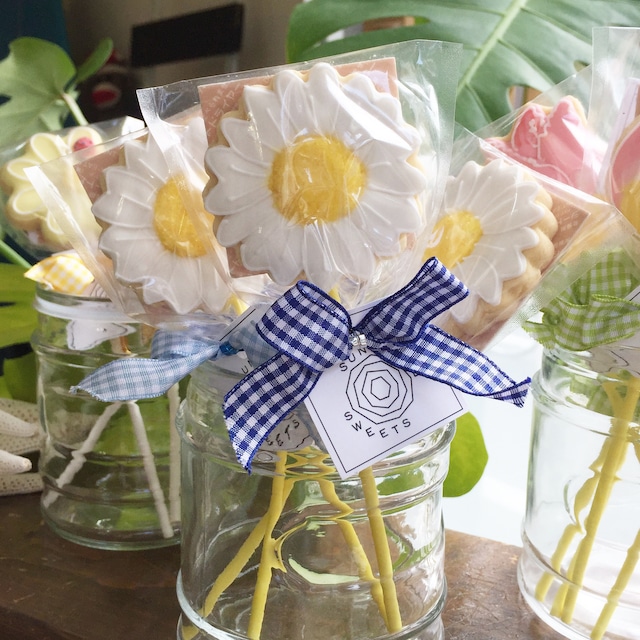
[34,284,134,322]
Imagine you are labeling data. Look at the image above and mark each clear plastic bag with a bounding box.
[27,121,243,331]
[478,67,606,194]
[424,128,635,350]
[137,40,462,315]
[0,116,143,259]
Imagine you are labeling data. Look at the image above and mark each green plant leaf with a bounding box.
[74,38,113,86]
[286,0,640,130]
[443,412,488,497]
[0,374,10,398]
[2,350,37,402]
[0,263,37,348]
[0,36,111,146]
[0,37,75,146]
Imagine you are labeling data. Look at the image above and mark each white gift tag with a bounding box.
[304,346,466,478]
[256,411,315,456]
[591,284,640,376]
[304,301,467,478]
[66,320,134,350]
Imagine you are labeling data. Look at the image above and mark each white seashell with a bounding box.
[0,449,32,474]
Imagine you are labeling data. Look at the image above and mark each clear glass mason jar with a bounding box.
[519,346,640,640]
[177,357,454,640]
[32,286,181,549]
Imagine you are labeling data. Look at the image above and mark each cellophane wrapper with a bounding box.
[129,40,462,332]
[589,27,640,235]
[477,66,605,195]
[0,116,143,260]
[428,126,638,351]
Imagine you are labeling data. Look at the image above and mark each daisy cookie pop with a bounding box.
[424,158,558,345]
[91,117,232,316]
[202,61,428,302]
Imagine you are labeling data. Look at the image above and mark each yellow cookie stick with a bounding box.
[536,443,611,601]
[557,378,638,623]
[318,476,388,625]
[592,528,640,640]
[284,448,389,626]
[247,452,289,639]
[181,471,294,640]
[360,465,403,633]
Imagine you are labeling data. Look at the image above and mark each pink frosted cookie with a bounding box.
[424,158,558,345]
[606,115,640,233]
[486,97,604,192]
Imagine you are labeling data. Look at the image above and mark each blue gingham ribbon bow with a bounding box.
[226,258,530,470]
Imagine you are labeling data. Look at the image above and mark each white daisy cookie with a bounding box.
[203,62,427,294]
[425,158,558,343]
[92,117,232,315]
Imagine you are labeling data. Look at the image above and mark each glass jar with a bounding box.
[519,346,640,640]
[32,286,181,549]
[177,357,454,640]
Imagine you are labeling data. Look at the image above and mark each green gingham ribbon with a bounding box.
[525,250,640,350]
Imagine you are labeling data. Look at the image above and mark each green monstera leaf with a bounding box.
[0,36,113,147]
[286,0,640,130]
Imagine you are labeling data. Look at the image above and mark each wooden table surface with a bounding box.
[0,493,562,640]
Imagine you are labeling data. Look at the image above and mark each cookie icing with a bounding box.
[486,97,604,192]
[425,159,557,335]
[607,115,640,232]
[0,126,103,249]
[203,62,427,294]
[92,117,232,315]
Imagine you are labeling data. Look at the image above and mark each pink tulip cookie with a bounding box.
[486,97,604,193]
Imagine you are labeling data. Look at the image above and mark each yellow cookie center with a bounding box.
[620,180,640,233]
[153,178,208,257]
[268,134,367,225]
[426,210,483,269]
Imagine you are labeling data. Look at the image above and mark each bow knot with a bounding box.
[349,332,367,349]
[257,281,351,372]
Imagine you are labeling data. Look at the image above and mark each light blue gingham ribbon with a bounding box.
[226,258,530,470]
[72,330,231,400]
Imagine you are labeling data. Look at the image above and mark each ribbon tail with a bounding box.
[375,326,531,408]
[73,337,220,402]
[480,377,531,406]
[224,353,318,471]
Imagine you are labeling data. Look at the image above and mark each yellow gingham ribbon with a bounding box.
[25,253,95,295]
